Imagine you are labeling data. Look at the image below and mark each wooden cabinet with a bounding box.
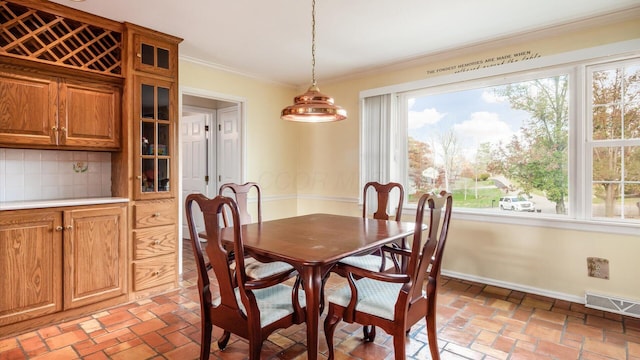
[131,199,177,292]
[0,203,126,330]
[133,76,177,199]
[122,24,181,297]
[131,29,179,78]
[0,68,121,150]
[0,210,62,326]
[63,205,127,309]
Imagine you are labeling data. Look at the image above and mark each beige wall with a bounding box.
[179,14,640,302]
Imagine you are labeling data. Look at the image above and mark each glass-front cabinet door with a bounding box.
[133,34,177,78]
[134,76,176,199]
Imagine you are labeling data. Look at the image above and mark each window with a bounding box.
[588,60,640,221]
[402,74,569,217]
[361,47,640,228]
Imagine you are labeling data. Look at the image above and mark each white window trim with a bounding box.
[360,39,640,236]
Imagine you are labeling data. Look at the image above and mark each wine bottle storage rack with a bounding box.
[0,1,122,75]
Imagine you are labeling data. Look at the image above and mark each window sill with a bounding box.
[400,205,639,236]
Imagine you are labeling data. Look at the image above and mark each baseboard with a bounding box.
[441,270,584,304]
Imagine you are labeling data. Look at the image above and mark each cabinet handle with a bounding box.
[52,126,59,146]
[55,226,63,231]
[152,212,161,217]
[136,53,141,58]
[137,176,143,180]
[65,225,73,231]
[153,271,160,276]
[154,240,161,245]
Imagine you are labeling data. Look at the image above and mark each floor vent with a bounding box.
[585,292,640,318]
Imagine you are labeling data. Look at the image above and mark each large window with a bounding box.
[361,51,640,227]
[404,74,569,216]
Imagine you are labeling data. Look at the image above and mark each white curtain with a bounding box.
[360,94,405,217]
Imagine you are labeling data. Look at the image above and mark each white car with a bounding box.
[499,196,535,212]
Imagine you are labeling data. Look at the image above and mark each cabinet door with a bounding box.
[0,210,62,326]
[133,76,177,199]
[59,80,121,150]
[133,33,178,77]
[63,205,126,309]
[0,71,57,147]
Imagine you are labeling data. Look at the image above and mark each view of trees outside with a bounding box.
[590,62,640,220]
[406,61,640,221]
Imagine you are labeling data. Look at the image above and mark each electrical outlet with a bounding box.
[587,257,609,279]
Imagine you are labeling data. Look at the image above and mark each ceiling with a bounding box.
[50,0,639,87]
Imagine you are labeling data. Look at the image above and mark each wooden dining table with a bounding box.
[220,213,418,360]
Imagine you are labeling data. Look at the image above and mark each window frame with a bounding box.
[360,40,640,236]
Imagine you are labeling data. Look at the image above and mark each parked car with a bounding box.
[499,196,535,212]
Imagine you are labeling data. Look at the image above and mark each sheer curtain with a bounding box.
[360,93,406,215]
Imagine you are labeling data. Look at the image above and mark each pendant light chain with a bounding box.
[311,0,316,86]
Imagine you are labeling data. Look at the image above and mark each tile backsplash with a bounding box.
[0,148,111,202]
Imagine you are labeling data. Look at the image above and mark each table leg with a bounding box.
[301,265,322,360]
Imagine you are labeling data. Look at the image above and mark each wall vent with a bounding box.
[585,292,640,318]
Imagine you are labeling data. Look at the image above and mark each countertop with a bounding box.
[0,197,129,211]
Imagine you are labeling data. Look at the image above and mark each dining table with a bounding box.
[219,213,419,360]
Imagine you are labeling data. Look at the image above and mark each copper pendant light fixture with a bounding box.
[281,0,347,122]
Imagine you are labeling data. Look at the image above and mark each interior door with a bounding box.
[218,106,241,185]
[180,112,210,237]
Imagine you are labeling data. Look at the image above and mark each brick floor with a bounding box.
[1,242,639,360]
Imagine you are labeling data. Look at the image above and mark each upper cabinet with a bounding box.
[0,69,121,150]
[132,31,179,78]
[123,23,181,201]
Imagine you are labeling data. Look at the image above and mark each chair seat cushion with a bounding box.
[245,258,294,279]
[213,283,306,327]
[338,254,396,272]
[327,278,402,321]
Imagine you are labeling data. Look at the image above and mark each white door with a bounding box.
[218,106,241,184]
[181,112,212,237]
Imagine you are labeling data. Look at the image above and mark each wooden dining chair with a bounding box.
[185,193,306,360]
[338,181,405,272]
[324,191,453,360]
[218,182,295,279]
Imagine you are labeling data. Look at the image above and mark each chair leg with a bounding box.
[426,313,440,360]
[248,339,262,360]
[393,332,406,360]
[217,331,231,350]
[324,306,342,360]
[363,325,376,342]
[200,320,212,360]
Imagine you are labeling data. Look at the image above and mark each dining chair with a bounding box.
[324,191,453,360]
[338,181,405,272]
[218,182,295,279]
[185,193,306,360]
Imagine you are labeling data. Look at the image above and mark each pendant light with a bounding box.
[281,0,347,122]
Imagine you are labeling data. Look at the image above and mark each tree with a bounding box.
[591,65,640,217]
[491,76,569,214]
[439,130,460,192]
[407,136,433,192]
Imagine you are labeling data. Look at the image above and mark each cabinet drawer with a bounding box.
[133,258,176,291]
[133,225,176,260]
[134,199,176,228]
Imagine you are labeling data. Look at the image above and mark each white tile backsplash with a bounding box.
[0,149,111,202]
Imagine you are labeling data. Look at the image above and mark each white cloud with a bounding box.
[481,90,506,104]
[453,111,514,145]
[408,108,446,129]
[408,98,416,109]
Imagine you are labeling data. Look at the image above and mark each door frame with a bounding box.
[178,86,247,274]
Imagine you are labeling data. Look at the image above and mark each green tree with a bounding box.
[491,76,569,214]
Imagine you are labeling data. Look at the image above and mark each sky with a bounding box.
[407,85,531,163]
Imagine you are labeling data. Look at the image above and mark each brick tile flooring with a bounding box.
[1,242,639,359]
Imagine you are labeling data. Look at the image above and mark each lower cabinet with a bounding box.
[131,199,178,295]
[0,203,127,329]
[0,211,63,326]
[63,205,127,309]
